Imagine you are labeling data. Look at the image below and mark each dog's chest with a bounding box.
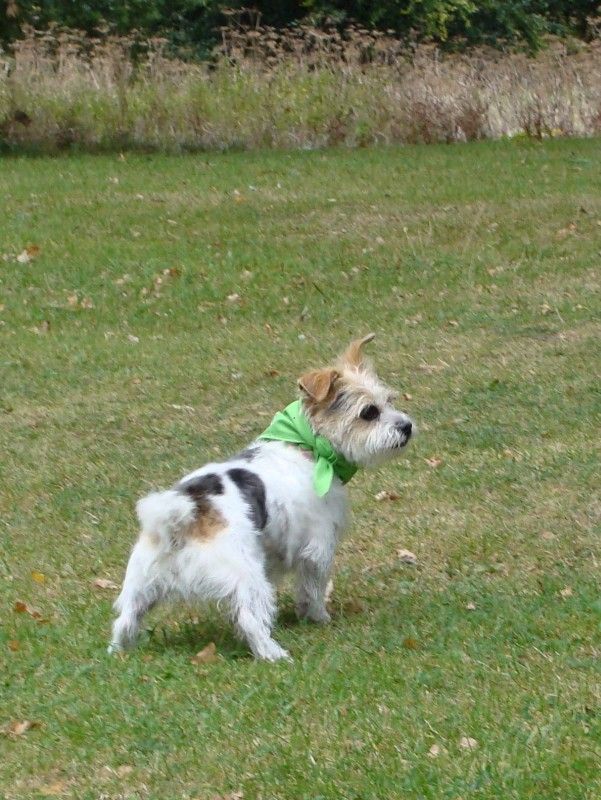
[253,441,349,569]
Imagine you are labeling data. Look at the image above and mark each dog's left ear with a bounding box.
[298,368,339,403]
[341,333,375,368]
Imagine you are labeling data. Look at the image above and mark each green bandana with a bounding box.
[258,400,358,497]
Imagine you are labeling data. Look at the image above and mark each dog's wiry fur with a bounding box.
[109,335,414,661]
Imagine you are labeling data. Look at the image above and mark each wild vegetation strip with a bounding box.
[2,28,601,152]
[0,140,600,798]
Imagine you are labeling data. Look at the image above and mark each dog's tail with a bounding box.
[136,490,195,552]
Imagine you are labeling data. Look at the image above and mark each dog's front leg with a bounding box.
[295,550,333,624]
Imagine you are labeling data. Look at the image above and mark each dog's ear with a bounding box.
[298,368,339,403]
[341,333,375,368]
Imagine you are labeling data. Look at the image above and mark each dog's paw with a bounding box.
[256,640,292,662]
[296,602,331,624]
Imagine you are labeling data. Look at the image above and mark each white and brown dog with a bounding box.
[109,334,413,661]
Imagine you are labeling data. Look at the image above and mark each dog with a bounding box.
[109,334,413,661]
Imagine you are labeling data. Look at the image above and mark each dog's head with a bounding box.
[298,333,414,467]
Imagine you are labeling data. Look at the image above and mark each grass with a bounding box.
[0,138,600,799]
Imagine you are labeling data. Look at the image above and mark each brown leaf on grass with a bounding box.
[191,642,218,665]
[397,549,417,565]
[115,765,134,778]
[265,369,280,378]
[8,640,20,652]
[560,586,573,598]
[14,601,43,619]
[38,781,68,796]
[2,720,41,737]
[459,736,478,750]
[32,320,50,335]
[402,392,413,401]
[16,245,41,264]
[93,578,118,590]
[31,571,45,584]
[402,637,419,650]
[374,490,400,502]
[425,456,443,468]
[555,223,576,240]
[341,599,365,615]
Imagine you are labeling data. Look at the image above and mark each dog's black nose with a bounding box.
[397,420,412,437]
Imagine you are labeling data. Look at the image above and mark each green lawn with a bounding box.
[1,139,600,800]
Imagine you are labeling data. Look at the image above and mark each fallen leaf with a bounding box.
[16,245,39,263]
[38,781,68,796]
[265,369,280,378]
[342,599,365,615]
[32,320,50,335]
[402,637,419,650]
[397,549,417,565]
[374,490,400,502]
[31,571,45,584]
[560,586,573,598]
[540,530,555,541]
[425,457,443,468]
[466,602,476,611]
[2,720,40,737]
[14,601,42,619]
[93,578,118,590]
[428,743,442,758]
[115,765,134,778]
[402,392,413,401]
[226,293,240,303]
[459,736,478,750]
[127,334,139,343]
[7,640,20,652]
[191,642,218,665]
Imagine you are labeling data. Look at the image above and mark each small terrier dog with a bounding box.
[109,334,413,661]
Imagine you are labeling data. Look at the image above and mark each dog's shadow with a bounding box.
[141,592,370,660]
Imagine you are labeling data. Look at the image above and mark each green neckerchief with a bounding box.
[258,400,358,497]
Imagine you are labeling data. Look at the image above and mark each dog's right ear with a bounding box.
[340,333,375,369]
[298,368,339,403]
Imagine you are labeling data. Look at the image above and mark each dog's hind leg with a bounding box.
[108,538,164,653]
[231,576,290,662]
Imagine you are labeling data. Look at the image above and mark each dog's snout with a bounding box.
[396,420,412,437]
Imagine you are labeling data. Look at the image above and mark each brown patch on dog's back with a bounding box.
[188,504,227,541]
[178,472,227,542]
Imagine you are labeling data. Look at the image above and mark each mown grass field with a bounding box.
[1,139,600,799]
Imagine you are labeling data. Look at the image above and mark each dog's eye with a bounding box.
[359,404,380,421]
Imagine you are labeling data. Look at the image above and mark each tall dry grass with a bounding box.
[1,24,601,151]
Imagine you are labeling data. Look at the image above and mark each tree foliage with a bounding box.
[2,0,600,53]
